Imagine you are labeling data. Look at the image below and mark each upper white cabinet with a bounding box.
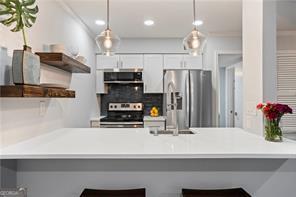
[164,54,203,70]
[96,55,119,69]
[119,55,144,69]
[163,55,184,69]
[183,55,203,69]
[143,55,164,93]
[96,55,143,69]
[96,70,107,94]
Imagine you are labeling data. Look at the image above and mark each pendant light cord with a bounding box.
[193,0,197,29]
[107,0,110,29]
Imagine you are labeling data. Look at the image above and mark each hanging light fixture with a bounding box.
[95,0,120,56]
[183,0,206,56]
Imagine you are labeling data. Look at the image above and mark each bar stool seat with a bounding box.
[80,188,146,197]
[182,188,251,197]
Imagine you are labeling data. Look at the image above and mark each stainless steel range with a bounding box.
[100,103,144,128]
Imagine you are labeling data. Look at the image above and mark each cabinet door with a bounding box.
[183,55,203,69]
[163,55,184,69]
[144,121,165,130]
[96,55,119,69]
[119,55,144,69]
[96,70,107,94]
[143,55,164,93]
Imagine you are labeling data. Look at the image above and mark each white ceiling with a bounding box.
[64,0,296,38]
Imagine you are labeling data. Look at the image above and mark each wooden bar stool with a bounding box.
[182,188,251,197]
[80,188,146,197]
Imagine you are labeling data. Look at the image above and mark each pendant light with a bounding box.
[183,0,206,56]
[95,0,120,56]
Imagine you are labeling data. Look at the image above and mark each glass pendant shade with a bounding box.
[183,28,205,56]
[96,28,120,56]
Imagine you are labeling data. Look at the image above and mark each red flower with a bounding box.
[256,103,264,109]
[257,102,293,121]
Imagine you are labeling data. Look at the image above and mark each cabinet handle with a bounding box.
[117,61,119,68]
[184,61,187,68]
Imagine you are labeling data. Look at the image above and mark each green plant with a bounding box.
[0,0,39,46]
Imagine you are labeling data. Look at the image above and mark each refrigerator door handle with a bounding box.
[185,73,190,128]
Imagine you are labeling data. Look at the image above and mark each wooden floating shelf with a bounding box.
[35,52,91,73]
[0,85,75,98]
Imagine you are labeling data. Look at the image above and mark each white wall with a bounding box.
[0,0,98,147]
[242,0,277,135]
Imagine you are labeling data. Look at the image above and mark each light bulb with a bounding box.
[191,39,200,49]
[104,39,112,49]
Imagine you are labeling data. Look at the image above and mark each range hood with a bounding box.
[103,68,143,73]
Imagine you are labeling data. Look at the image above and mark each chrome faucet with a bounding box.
[167,82,179,136]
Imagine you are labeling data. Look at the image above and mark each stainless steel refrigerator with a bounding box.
[164,70,212,129]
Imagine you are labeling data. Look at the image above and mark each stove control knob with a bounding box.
[110,105,113,109]
[114,105,117,108]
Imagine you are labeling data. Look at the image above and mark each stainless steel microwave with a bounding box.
[104,71,143,84]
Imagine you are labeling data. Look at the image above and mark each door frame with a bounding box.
[213,50,242,127]
[225,66,235,127]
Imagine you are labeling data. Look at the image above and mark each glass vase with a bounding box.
[264,118,283,142]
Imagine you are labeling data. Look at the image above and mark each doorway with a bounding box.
[218,54,243,128]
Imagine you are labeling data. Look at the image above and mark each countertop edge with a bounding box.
[1,153,296,160]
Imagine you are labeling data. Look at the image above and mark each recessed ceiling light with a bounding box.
[95,20,105,26]
[192,20,203,26]
[144,20,155,26]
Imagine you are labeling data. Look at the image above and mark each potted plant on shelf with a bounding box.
[257,102,293,142]
[0,0,40,85]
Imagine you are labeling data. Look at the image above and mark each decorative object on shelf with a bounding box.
[49,44,65,53]
[69,45,79,58]
[150,106,159,117]
[0,0,40,85]
[75,55,87,64]
[183,0,206,56]
[95,0,120,56]
[257,102,293,142]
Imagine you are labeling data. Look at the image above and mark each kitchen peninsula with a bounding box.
[1,128,296,197]
[1,128,296,159]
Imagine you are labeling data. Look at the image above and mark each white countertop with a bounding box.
[1,128,296,159]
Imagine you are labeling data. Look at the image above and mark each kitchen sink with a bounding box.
[150,129,195,135]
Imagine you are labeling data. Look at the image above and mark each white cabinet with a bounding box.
[164,54,203,70]
[96,55,143,69]
[143,55,163,93]
[163,55,184,69]
[96,55,119,69]
[119,55,143,69]
[96,70,107,94]
[183,55,203,69]
[144,117,166,130]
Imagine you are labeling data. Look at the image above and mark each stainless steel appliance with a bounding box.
[164,70,212,130]
[104,70,143,84]
[100,103,144,128]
